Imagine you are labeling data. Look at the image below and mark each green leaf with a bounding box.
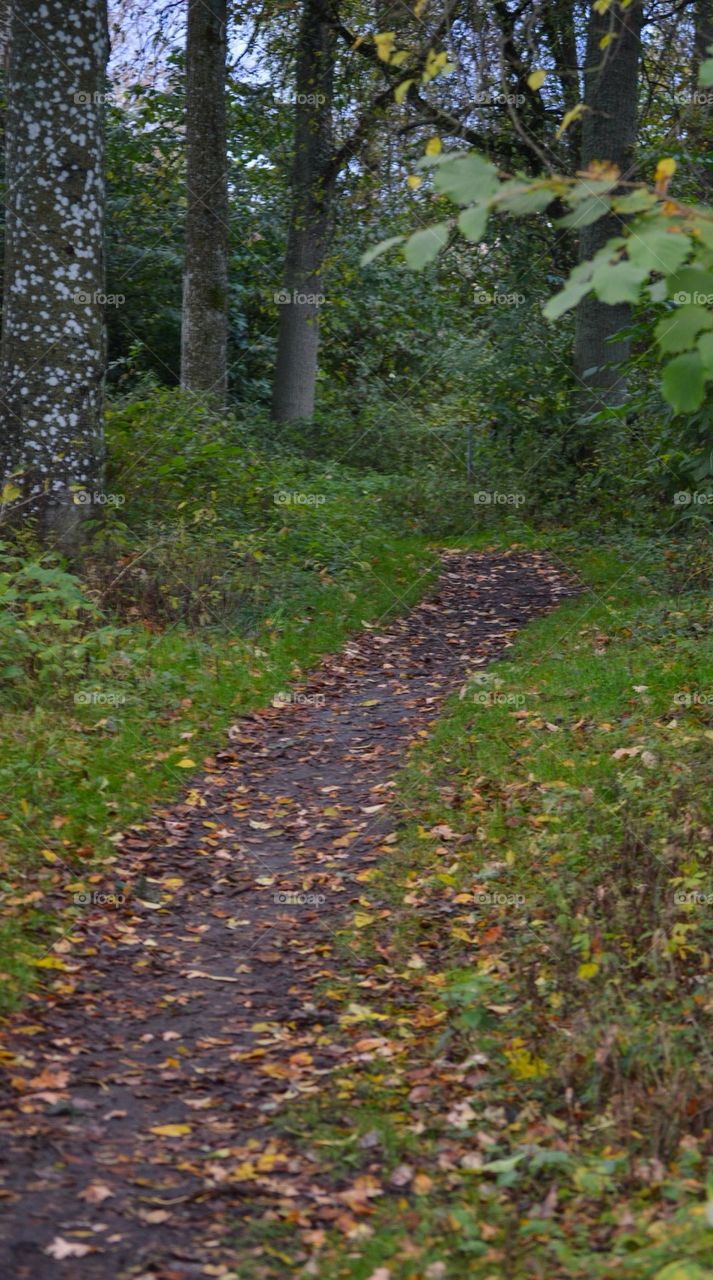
[666,264,713,304]
[611,189,658,214]
[591,259,650,304]
[697,331,713,372]
[457,204,489,242]
[403,223,450,270]
[655,304,713,354]
[558,195,610,228]
[699,56,713,86]
[662,351,707,413]
[360,235,404,267]
[627,226,692,274]
[654,1263,711,1280]
[543,260,596,320]
[495,182,556,214]
[433,155,499,205]
[543,278,593,320]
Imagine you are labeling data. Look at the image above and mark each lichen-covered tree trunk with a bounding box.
[0,0,109,550]
[180,0,228,403]
[271,0,336,424]
[573,0,643,408]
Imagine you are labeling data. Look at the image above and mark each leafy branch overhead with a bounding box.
[367,151,713,415]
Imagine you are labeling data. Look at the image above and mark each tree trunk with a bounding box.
[271,0,336,424]
[573,0,643,407]
[693,0,713,199]
[0,0,109,551]
[180,0,229,403]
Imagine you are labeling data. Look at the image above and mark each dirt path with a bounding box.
[0,552,573,1279]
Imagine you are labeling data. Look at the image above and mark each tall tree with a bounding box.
[573,0,644,406]
[180,0,229,402]
[271,0,336,424]
[0,0,109,550]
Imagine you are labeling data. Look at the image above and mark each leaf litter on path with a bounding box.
[0,551,573,1278]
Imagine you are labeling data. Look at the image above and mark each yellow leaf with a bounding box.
[425,136,442,156]
[0,483,21,505]
[599,32,614,48]
[374,31,396,62]
[149,1123,192,1137]
[655,157,677,183]
[395,78,414,105]
[593,0,613,12]
[527,69,547,91]
[556,102,587,138]
[407,175,423,190]
[578,961,599,979]
[423,49,448,83]
[40,849,59,863]
[33,957,69,970]
[353,913,375,928]
[176,758,196,769]
[504,1044,549,1079]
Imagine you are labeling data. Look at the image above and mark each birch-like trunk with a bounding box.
[271,0,336,424]
[180,0,229,403]
[0,0,109,551]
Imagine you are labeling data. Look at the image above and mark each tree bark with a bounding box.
[692,0,713,199]
[573,0,643,407]
[271,0,336,424]
[0,0,109,552]
[180,0,229,403]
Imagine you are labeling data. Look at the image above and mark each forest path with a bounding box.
[0,551,573,1279]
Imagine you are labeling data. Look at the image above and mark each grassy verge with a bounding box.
[0,534,436,1009]
[240,536,713,1280]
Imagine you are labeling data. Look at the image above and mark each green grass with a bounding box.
[0,535,437,1009]
[233,535,713,1280]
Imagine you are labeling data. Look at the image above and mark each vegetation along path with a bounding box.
[0,552,573,1279]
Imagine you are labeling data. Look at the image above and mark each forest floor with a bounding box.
[0,543,711,1280]
[0,551,568,1278]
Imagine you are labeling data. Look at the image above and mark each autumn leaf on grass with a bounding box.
[504,1039,549,1079]
[149,1123,192,1137]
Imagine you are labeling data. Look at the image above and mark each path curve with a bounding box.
[0,551,574,1279]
